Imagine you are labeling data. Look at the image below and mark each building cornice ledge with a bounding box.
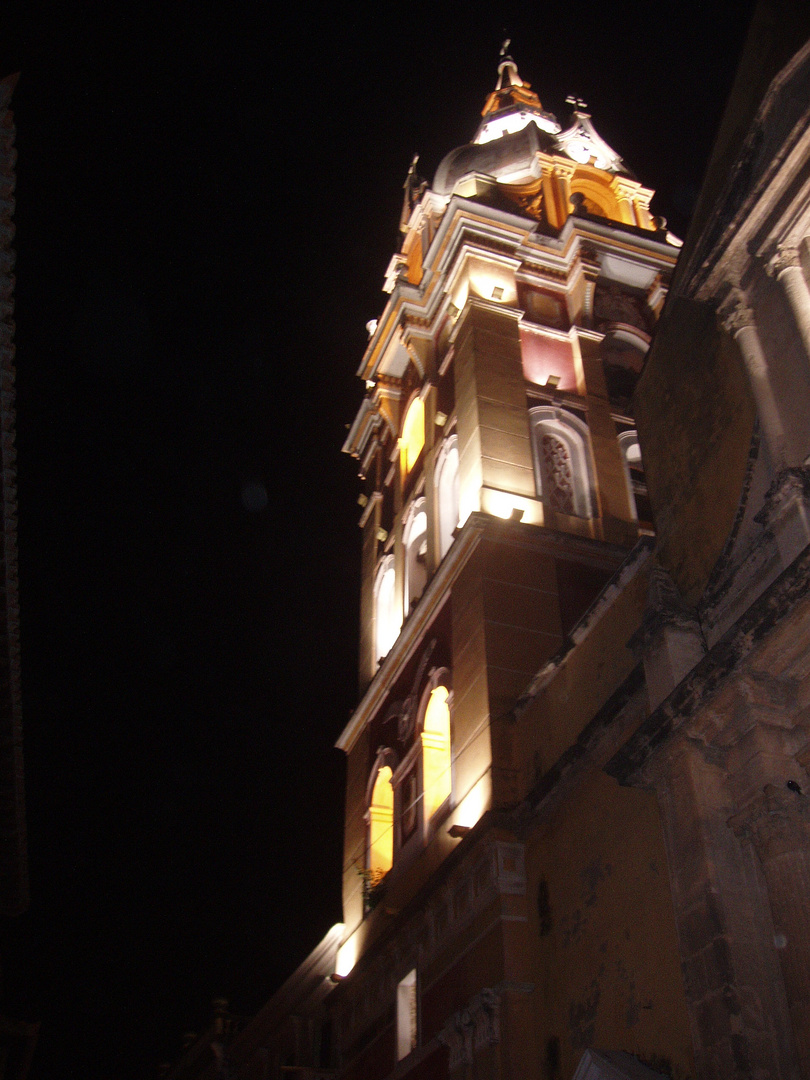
[511,537,653,720]
[336,517,486,752]
[606,539,810,785]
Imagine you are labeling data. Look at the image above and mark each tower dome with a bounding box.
[433,43,560,197]
[433,44,646,231]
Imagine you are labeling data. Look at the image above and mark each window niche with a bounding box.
[367,755,396,888]
[617,429,644,520]
[434,434,460,560]
[403,499,428,613]
[400,396,425,477]
[419,669,453,829]
[373,555,400,665]
[529,406,595,519]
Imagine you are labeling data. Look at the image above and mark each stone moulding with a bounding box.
[606,540,810,785]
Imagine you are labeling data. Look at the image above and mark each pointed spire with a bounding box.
[496,39,523,90]
[481,40,546,122]
[399,154,427,237]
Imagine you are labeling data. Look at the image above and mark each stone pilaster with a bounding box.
[630,566,707,711]
[753,467,810,568]
[729,782,810,1078]
[645,740,799,1079]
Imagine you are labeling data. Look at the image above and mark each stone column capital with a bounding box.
[766,245,802,279]
[719,295,756,336]
[728,782,810,861]
[553,159,576,181]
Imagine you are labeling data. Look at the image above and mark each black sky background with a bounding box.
[0,2,754,1076]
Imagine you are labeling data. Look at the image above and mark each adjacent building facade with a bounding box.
[170,15,810,1080]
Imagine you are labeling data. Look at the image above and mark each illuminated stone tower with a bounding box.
[334,48,687,1080]
[166,25,810,1080]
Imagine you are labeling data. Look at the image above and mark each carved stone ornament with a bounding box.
[438,988,500,1070]
[541,433,576,515]
[629,565,703,658]
[593,282,650,333]
[753,466,810,530]
[728,782,810,862]
[765,245,802,279]
[719,296,755,337]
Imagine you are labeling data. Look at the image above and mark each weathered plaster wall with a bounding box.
[526,770,695,1080]
[635,296,756,605]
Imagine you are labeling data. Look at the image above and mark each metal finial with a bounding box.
[500,38,511,57]
[405,153,420,183]
[566,94,588,112]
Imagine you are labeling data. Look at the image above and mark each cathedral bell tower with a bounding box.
[335,47,680,1075]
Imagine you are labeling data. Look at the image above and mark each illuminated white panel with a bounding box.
[452,772,492,831]
[475,110,559,145]
[396,969,418,1059]
[374,557,401,664]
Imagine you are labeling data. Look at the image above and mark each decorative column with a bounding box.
[721,296,786,468]
[610,176,640,228]
[767,247,810,363]
[552,160,576,229]
[730,783,810,1078]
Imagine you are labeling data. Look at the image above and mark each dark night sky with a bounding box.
[0,2,754,1076]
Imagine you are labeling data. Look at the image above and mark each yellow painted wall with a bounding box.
[519,564,648,785]
[525,770,695,1080]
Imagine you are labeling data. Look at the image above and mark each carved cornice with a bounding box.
[606,543,810,785]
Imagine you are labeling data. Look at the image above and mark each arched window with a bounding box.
[435,435,460,560]
[400,397,425,476]
[403,500,428,613]
[421,681,452,822]
[618,430,643,519]
[529,407,595,519]
[374,556,400,664]
[368,764,394,880]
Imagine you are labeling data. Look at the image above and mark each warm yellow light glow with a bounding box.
[486,489,523,520]
[400,397,425,475]
[469,270,516,306]
[336,931,358,978]
[369,766,394,877]
[375,560,400,663]
[422,687,451,820]
[452,772,492,831]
